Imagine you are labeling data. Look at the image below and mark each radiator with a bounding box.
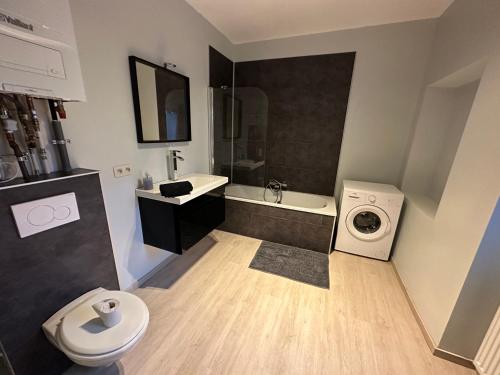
[475,307,500,375]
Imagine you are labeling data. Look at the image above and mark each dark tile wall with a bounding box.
[209,47,234,180]
[209,46,233,89]
[231,87,268,186]
[0,173,119,375]
[219,199,334,253]
[211,88,232,179]
[235,52,356,195]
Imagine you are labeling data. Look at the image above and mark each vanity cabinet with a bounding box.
[138,187,225,254]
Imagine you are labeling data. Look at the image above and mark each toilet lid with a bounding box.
[59,291,149,356]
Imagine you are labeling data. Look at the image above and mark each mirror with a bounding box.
[129,56,191,143]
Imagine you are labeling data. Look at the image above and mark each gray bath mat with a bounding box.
[249,241,330,289]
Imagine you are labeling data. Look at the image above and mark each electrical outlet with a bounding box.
[113,164,132,178]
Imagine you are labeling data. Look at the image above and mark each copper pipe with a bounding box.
[55,99,66,119]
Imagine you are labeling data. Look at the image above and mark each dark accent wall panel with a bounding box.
[219,199,334,254]
[0,173,119,375]
[209,46,233,88]
[235,52,355,196]
[210,46,234,182]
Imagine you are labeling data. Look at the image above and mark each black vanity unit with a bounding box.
[136,177,227,254]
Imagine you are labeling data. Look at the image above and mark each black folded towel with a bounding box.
[159,181,193,197]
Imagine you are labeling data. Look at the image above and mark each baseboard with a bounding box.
[126,254,177,291]
[474,360,487,375]
[434,348,476,369]
[391,263,476,371]
[391,262,436,351]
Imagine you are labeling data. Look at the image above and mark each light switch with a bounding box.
[11,192,80,238]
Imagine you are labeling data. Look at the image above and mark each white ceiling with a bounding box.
[185,0,453,44]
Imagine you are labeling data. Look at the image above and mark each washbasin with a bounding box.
[135,173,228,205]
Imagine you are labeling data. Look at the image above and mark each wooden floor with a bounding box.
[67,230,475,375]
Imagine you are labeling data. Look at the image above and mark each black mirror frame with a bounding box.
[129,55,192,143]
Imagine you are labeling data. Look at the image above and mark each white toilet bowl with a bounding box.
[43,287,149,367]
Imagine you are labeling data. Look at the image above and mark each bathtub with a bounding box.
[225,184,337,216]
[219,184,337,254]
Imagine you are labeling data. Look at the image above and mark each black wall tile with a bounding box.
[0,174,119,375]
[219,199,333,254]
[209,46,233,88]
[235,52,355,195]
[209,47,235,181]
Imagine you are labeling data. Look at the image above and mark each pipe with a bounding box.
[0,104,30,181]
[25,96,50,174]
[25,97,40,130]
[13,96,40,175]
[55,100,67,119]
[48,99,72,173]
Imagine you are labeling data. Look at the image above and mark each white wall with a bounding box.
[65,0,235,290]
[439,198,500,358]
[393,0,500,349]
[429,81,478,202]
[401,88,455,200]
[402,81,479,203]
[234,20,436,198]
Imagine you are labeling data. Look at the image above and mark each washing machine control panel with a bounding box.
[344,190,394,206]
[345,191,379,204]
[345,191,363,201]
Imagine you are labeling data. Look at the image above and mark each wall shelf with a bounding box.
[0,168,99,191]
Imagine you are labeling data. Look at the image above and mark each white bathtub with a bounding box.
[225,184,337,217]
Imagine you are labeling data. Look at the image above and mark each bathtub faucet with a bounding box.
[265,179,288,204]
[268,179,287,191]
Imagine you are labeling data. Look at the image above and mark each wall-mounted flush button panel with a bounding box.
[11,193,80,238]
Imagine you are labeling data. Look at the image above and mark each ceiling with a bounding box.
[185,0,453,44]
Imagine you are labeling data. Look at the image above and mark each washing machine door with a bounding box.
[346,205,391,241]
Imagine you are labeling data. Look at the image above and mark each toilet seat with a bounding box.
[58,290,149,356]
[57,320,148,367]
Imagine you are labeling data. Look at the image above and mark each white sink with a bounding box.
[135,173,228,205]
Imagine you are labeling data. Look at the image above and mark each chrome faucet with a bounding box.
[167,149,184,181]
[264,179,288,203]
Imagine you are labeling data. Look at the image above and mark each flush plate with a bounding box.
[11,192,80,238]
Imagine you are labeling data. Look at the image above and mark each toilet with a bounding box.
[42,287,149,367]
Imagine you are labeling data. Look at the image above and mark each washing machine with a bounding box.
[334,180,404,261]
